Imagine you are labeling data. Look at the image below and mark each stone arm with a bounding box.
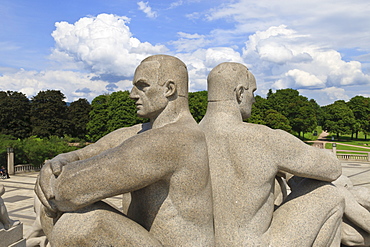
[40,128,177,212]
[47,123,148,175]
[274,129,341,182]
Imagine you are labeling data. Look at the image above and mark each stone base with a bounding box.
[0,223,26,247]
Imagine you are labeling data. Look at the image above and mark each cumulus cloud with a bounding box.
[50,13,167,78]
[242,25,370,94]
[177,47,244,91]
[0,69,132,102]
[137,1,158,18]
[274,69,325,89]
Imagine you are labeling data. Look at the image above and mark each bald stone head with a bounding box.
[139,54,189,98]
[207,62,257,120]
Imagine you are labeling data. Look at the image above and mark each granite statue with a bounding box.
[199,62,344,246]
[0,184,20,230]
[333,175,370,246]
[35,55,214,246]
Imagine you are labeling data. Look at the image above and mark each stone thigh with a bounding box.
[269,178,344,247]
[50,201,163,247]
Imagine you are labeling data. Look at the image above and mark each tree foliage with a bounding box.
[264,109,292,133]
[87,91,147,142]
[0,134,78,167]
[0,91,31,139]
[347,96,370,139]
[67,98,91,139]
[31,90,68,138]
[266,89,318,137]
[188,91,208,122]
[321,100,356,139]
[107,91,145,133]
[86,94,110,142]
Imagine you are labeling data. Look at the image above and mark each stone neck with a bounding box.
[203,100,243,124]
[150,97,191,129]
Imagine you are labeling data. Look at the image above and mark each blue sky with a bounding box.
[1,0,369,105]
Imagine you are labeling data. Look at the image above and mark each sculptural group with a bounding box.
[30,55,370,246]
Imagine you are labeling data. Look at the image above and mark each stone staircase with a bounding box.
[0,223,26,247]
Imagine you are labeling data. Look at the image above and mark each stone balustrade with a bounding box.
[336,153,370,162]
[14,164,43,174]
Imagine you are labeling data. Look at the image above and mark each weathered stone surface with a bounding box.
[199,62,344,246]
[333,175,370,246]
[35,55,214,246]
[1,184,25,247]
[0,223,25,247]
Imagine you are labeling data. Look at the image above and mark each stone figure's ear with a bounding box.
[236,84,244,103]
[164,80,176,98]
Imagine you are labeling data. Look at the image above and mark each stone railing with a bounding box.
[14,164,43,174]
[336,153,370,162]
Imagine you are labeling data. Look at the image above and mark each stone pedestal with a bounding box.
[0,223,26,247]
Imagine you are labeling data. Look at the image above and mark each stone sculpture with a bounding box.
[0,184,20,230]
[333,175,370,246]
[199,62,345,246]
[35,55,214,246]
[26,193,50,247]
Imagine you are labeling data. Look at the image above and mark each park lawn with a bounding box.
[336,151,368,155]
[325,132,370,146]
[300,126,323,141]
[325,143,370,153]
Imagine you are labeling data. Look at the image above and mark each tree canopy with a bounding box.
[0,91,31,139]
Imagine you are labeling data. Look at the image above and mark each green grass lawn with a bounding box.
[324,132,370,146]
[298,126,323,141]
[325,143,370,151]
[325,133,370,154]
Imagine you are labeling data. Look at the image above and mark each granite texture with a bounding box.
[199,62,344,246]
[0,223,25,247]
[35,55,214,246]
[333,175,370,246]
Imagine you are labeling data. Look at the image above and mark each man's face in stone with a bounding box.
[239,73,257,120]
[130,61,169,119]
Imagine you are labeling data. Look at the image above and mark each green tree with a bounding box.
[16,136,78,166]
[31,90,69,138]
[188,91,208,122]
[0,134,18,167]
[347,96,370,139]
[322,100,356,139]
[0,91,31,139]
[107,91,146,133]
[267,89,318,138]
[67,98,91,139]
[86,94,110,142]
[247,95,269,124]
[264,109,292,133]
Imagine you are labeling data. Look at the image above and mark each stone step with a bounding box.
[9,238,26,247]
[0,223,24,247]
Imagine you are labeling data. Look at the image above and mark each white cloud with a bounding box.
[177,47,244,91]
[50,13,167,77]
[170,32,211,52]
[0,69,132,102]
[205,0,370,50]
[242,25,370,95]
[168,1,183,9]
[274,69,325,89]
[137,1,158,19]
